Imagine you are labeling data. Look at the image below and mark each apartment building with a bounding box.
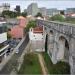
[0,3,10,14]
[46,8,60,17]
[27,3,38,16]
[0,21,9,63]
[39,7,46,16]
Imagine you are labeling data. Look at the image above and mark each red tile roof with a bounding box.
[10,26,23,38]
[33,26,43,33]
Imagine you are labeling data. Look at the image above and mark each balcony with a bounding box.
[0,44,9,56]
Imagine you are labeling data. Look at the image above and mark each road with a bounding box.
[0,33,29,74]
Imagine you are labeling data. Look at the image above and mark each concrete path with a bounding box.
[10,42,30,75]
[17,42,30,71]
[38,53,48,75]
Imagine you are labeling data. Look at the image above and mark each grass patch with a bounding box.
[18,53,42,74]
[42,52,70,74]
[65,20,75,24]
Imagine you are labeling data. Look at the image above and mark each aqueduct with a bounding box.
[37,20,75,75]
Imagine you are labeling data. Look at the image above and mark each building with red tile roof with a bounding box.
[33,26,43,33]
[9,16,27,39]
[17,16,27,28]
[10,26,23,39]
[29,26,45,52]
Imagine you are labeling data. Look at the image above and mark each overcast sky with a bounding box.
[0,0,75,12]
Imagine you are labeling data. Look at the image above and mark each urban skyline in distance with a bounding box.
[0,0,75,12]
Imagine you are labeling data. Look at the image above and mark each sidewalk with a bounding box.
[17,42,30,71]
[0,49,16,71]
[38,53,48,75]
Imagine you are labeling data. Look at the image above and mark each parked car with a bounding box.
[15,49,19,54]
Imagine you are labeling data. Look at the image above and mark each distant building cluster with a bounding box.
[0,3,10,14]
[65,8,75,18]
[0,2,75,18]
[24,3,60,17]
[24,3,75,18]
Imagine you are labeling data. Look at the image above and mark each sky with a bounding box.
[0,0,75,12]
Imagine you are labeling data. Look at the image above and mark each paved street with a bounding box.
[0,33,29,74]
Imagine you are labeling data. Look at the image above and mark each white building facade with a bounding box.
[0,22,9,63]
[29,26,45,52]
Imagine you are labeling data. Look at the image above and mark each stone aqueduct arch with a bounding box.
[44,26,70,63]
[37,20,75,75]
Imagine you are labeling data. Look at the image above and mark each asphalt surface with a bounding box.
[0,33,29,74]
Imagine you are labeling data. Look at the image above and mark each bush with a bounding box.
[50,14,65,22]
[42,52,70,74]
[25,20,36,32]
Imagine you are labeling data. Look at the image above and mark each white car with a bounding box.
[15,49,19,53]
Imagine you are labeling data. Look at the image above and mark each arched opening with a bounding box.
[45,34,48,52]
[57,36,69,62]
[48,30,54,57]
[49,30,53,35]
[64,39,69,61]
[45,30,54,54]
[49,30,54,43]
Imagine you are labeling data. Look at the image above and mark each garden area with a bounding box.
[18,53,42,74]
[18,52,70,74]
[42,52,70,74]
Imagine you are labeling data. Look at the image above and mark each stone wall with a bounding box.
[37,20,75,75]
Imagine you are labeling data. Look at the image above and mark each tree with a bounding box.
[21,12,27,17]
[50,14,65,22]
[60,10,64,15]
[7,32,11,39]
[35,12,43,18]
[2,10,21,18]
[25,20,36,32]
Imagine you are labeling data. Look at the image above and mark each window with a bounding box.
[45,27,46,30]
[0,43,4,49]
[0,27,3,33]
[0,26,7,33]
[31,29,32,31]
